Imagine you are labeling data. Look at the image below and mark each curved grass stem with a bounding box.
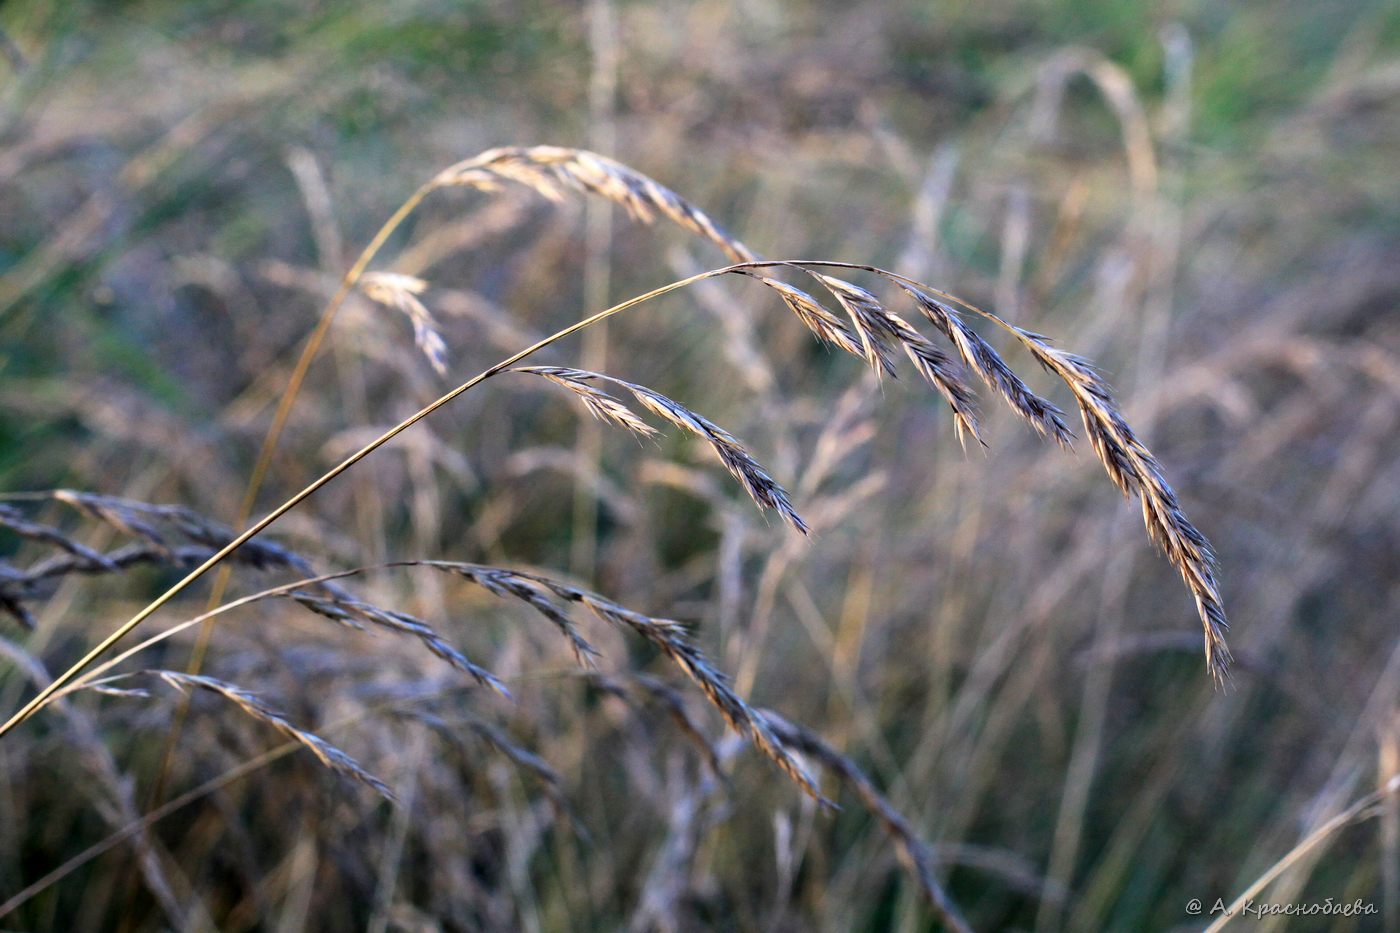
[144,179,439,812]
[0,258,1229,735]
[0,264,733,738]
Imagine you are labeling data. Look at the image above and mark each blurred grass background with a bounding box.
[2,0,1399,929]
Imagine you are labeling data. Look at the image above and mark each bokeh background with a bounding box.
[2,0,1398,930]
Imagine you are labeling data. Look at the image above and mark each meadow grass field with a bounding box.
[1,1,1398,929]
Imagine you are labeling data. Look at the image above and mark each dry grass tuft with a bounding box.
[0,121,1254,929]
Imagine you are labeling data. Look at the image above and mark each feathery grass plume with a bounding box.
[894,283,1074,447]
[431,146,757,263]
[761,710,973,933]
[285,590,510,697]
[740,262,1227,679]
[512,366,809,534]
[157,671,396,801]
[358,271,449,376]
[1011,328,1233,682]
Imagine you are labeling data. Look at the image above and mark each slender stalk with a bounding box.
[56,569,374,702]
[186,178,437,678]
[142,178,438,813]
[0,257,1222,735]
[0,264,735,738]
[1204,777,1400,932]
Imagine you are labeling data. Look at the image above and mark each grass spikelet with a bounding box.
[287,590,510,696]
[432,145,756,263]
[157,671,396,801]
[418,561,599,665]
[1011,327,1233,682]
[359,271,449,376]
[44,491,314,573]
[561,590,829,805]
[0,495,329,629]
[0,504,119,572]
[763,272,981,444]
[514,365,658,438]
[740,273,865,357]
[513,366,809,533]
[51,490,168,546]
[894,283,1073,447]
[807,273,900,376]
[749,263,1227,679]
[401,561,827,804]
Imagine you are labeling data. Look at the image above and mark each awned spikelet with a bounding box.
[405,560,827,804]
[512,366,809,534]
[359,272,449,376]
[1011,327,1233,682]
[157,672,395,801]
[894,282,1074,448]
[432,146,756,263]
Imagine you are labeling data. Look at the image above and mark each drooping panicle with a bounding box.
[1012,326,1232,683]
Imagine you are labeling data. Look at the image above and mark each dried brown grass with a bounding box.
[2,143,1236,930]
